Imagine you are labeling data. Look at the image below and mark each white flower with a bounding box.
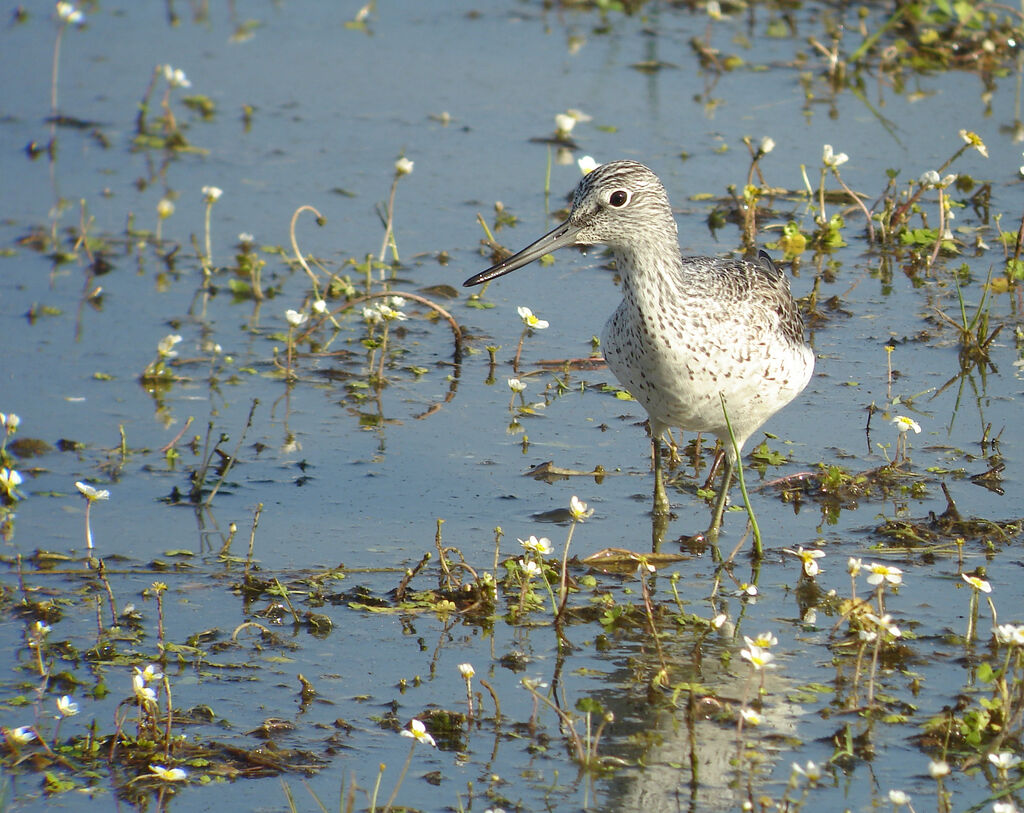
[201,186,223,203]
[735,582,757,597]
[56,2,84,25]
[822,144,849,168]
[0,468,23,494]
[747,632,778,649]
[578,155,600,175]
[0,413,20,432]
[33,621,51,637]
[162,65,191,89]
[6,726,36,745]
[888,789,911,806]
[507,378,527,393]
[554,113,576,135]
[517,306,549,330]
[784,545,826,577]
[157,334,182,358]
[395,157,414,176]
[865,612,901,638]
[989,751,1022,771]
[711,613,727,629]
[994,802,1020,813]
[959,129,989,158]
[285,309,307,327]
[148,764,188,781]
[56,695,79,718]
[928,759,950,779]
[569,495,593,521]
[847,557,862,577]
[739,708,762,725]
[520,559,542,579]
[458,663,475,679]
[156,198,175,219]
[312,299,328,314]
[362,306,381,325]
[238,232,254,243]
[962,573,992,593]
[759,136,775,155]
[865,563,903,586]
[400,718,436,747]
[995,624,1024,645]
[75,481,110,501]
[133,672,157,705]
[740,643,776,670]
[792,760,822,782]
[135,664,163,684]
[919,170,941,188]
[376,303,407,322]
[520,536,553,556]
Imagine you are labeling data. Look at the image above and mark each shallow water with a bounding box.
[1,2,1023,811]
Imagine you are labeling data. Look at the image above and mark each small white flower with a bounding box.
[400,718,436,747]
[989,751,1022,771]
[377,303,407,321]
[888,789,911,806]
[959,129,989,158]
[6,726,36,745]
[740,643,776,670]
[149,764,188,781]
[156,198,175,219]
[201,186,222,203]
[866,563,903,586]
[569,495,593,522]
[33,621,51,637]
[554,113,576,135]
[157,334,182,358]
[133,672,157,704]
[784,545,826,577]
[847,557,862,577]
[312,299,327,314]
[735,582,757,597]
[919,170,941,188]
[822,144,849,168]
[759,136,775,155]
[135,664,164,684]
[711,613,728,629]
[892,415,921,434]
[928,759,950,779]
[517,306,549,330]
[238,232,254,243]
[520,536,553,556]
[458,663,475,679]
[995,624,1024,646]
[75,481,110,501]
[362,306,381,325]
[162,65,191,89]
[962,573,992,593]
[865,612,901,638]
[56,695,79,717]
[394,157,414,176]
[0,413,20,432]
[747,632,778,649]
[56,2,84,25]
[285,309,307,327]
[387,295,406,309]
[994,801,1020,813]
[739,708,762,725]
[578,155,600,175]
[792,760,822,782]
[507,378,527,393]
[520,559,542,579]
[0,467,23,494]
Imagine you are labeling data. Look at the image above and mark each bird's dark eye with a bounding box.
[609,189,630,207]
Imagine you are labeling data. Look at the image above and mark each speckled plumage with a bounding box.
[465,160,814,536]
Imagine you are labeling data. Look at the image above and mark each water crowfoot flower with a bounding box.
[162,65,191,89]
[928,759,950,779]
[822,144,849,168]
[4,726,36,746]
[962,573,992,593]
[989,751,1022,774]
[56,2,84,25]
[394,156,414,176]
[285,309,307,328]
[157,334,182,359]
[149,764,188,781]
[866,563,903,587]
[0,468,24,501]
[792,760,822,783]
[202,186,223,204]
[888,789,911,806]
[739,708,762,726]
[959,129,989,158]
[520,536,553,556]
[507,378,527,394]
[740,643,776,671]
[578,155,600,175]
[401,718,436,747]
[892,415,921,434]
[517,306,548,330]
[56,695,79,718]
[568,495,593,522]
[76,481,110,502]
[520,559,542,579]
[784,545,825,577]
[995,624,1024,646]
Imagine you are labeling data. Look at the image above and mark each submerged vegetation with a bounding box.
[2,0,1024,811]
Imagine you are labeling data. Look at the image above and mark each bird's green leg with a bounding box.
[652,436,670,516]
[706,456,734,541]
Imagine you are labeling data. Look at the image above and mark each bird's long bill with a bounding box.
[463,219,581,287]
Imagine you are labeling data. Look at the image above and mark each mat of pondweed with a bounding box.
[1,2,1023,811]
